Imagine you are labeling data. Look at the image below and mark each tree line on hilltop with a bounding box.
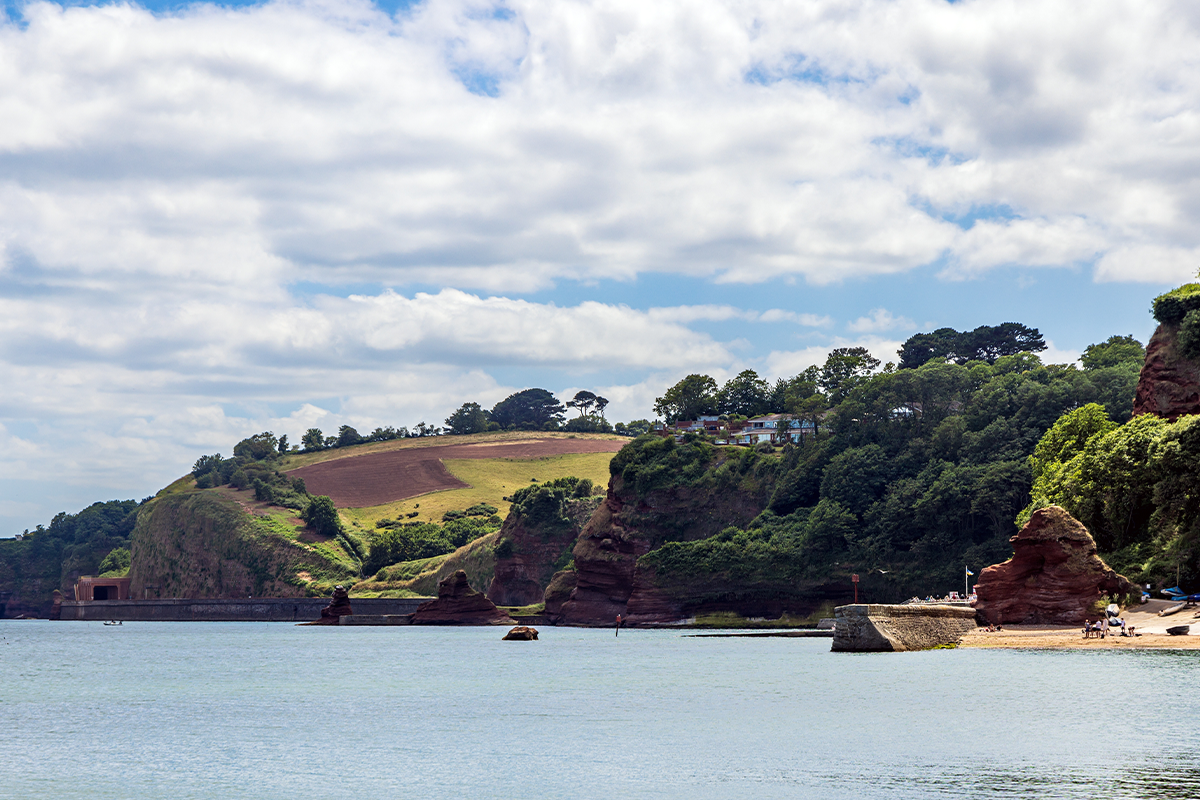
[654,322,1065,427]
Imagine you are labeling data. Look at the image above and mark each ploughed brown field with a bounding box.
[286,437,626,508]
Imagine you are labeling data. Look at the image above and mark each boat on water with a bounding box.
[103,620,122,626]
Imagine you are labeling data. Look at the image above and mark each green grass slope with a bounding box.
[129,491,360,598]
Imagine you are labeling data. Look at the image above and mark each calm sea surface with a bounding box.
[2,621,1198,799]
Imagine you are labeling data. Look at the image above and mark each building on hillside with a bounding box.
[738,414,816,446]
[74,576,132,602]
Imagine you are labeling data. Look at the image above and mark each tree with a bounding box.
[615,419,653,437]
[654,374,718,423]
[1081,335,1145,370]
[595,396,609,419]
[771,368,819,412]
[897,328,961,369]
[233,432,278,461]
[277,434,289,454]
[301,428,326,451]
[968,323,1047,364]
[445,402,491,435]
[490,389,566,430]
[898,324,1046,368]
[793,394,827,438]
[567,390,598,417]
[718,369,771,417]
[302,495,342,538]
[819,348,881,403]
[412,421,443,437]
[336,425,362,447]
[192,453,223,477]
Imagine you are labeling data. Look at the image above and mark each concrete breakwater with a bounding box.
[832,604,978,652]
[59,597,430,622]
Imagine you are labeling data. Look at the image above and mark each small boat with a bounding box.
[1159,603,1188,617]
[1167,625,1191,636]
[103,620,122,626]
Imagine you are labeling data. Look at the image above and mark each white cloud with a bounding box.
[3,0,1199,531]
[4,0,1199,294]
[847,308,915,333]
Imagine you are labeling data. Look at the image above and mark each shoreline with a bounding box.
[961,599,1200,649]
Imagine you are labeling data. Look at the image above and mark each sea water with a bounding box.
[1,621,1197,800]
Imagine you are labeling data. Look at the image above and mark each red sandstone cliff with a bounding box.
[1133,323,1200,420]
[974,506,1138,625]
[486,496,600,607]
[553,473,769,626]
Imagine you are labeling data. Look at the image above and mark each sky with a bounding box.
[1,0,1197,535]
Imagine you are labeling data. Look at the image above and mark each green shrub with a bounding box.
[98,547,131,576]
[302,495,342,538]
[1178,309,1200,359]
[1152,283,1200,323]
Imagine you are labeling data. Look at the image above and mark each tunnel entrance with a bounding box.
[92,586,111,601]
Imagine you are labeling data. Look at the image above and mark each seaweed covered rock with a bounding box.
[974,506,1137,625]
[412,570,514,625]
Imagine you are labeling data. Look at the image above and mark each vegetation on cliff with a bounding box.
[1019,283,1200,590]
[0,499,142,616]
[129,492,360,598]
[626,341,1143,606]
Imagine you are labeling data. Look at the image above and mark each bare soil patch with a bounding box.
[286,437,627,508]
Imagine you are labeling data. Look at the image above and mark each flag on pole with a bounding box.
[965,567,974,575]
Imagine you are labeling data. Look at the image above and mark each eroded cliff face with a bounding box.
[554,473,769,625]
[486,496,600,607]
[1133,323,1200,420]
[128,492,358,599]
[974,505,1137,625]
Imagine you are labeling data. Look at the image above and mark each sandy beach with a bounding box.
[961,598,1200,649]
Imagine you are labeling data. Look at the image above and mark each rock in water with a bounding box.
[974,506,1137,625]
[503,625,539,640]
[314,584,353,625]
[411,570,515,625]
[1133,323,1200,420]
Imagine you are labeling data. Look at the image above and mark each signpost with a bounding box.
[852,573,859,604]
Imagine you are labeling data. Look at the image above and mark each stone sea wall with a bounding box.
[58,596,428,622]
[831,604,978,652]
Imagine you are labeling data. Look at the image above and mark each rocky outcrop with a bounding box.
[974,506,1138,625]
[487,495,600,607]
[503,625,539,640]
[412,570,514,625]
[542,569,577,623]
[314,585,352,624]
[831,604,977,652]
[556,471,771,626]
[1133,323,1200,420]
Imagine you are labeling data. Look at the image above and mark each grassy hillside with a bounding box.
[129,491,360,598]
[277,430,625,471]
[339,450,615,530]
